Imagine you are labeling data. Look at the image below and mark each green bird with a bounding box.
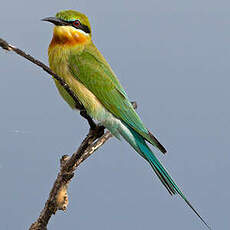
[43,10,210,229]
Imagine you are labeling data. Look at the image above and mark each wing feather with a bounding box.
[68,44,166,153]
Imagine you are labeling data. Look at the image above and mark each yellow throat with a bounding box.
[49,25,91,48]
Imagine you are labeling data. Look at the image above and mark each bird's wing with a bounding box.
[68,44,166,153]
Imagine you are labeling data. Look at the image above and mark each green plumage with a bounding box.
[68,43,163,148]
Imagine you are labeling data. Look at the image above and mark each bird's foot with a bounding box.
[89,125,105,139]
[80,109,97,130]
[80,109,105,138]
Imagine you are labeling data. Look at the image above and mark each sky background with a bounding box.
[0,0,229,229]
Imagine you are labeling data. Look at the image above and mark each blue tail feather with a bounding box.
[124,125,211,230]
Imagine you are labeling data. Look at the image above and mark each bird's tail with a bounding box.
[118,123,211,230]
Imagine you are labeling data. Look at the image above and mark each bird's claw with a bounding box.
[89,125,105,138]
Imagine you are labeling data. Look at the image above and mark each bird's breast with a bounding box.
[48,45,108,121]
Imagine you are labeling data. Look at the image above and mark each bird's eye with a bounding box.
[73,20,81,27]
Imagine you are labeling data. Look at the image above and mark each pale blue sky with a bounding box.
[0,0,229,229]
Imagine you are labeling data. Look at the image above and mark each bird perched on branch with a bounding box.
[43,10,210,229]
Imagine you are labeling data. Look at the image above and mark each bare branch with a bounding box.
[0,37,137,230]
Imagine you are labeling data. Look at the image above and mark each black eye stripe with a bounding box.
[58,19,91,34]
[77,24,91,34]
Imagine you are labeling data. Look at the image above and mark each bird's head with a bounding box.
[42,10,91,46]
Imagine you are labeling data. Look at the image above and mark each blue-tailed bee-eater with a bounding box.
[43,10,211,229]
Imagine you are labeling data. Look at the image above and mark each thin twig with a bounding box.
[0,38,97,129]
[0,38,82,110]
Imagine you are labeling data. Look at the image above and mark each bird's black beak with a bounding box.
[41,17,68,26]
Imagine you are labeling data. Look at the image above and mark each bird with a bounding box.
[43,10,211,229]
